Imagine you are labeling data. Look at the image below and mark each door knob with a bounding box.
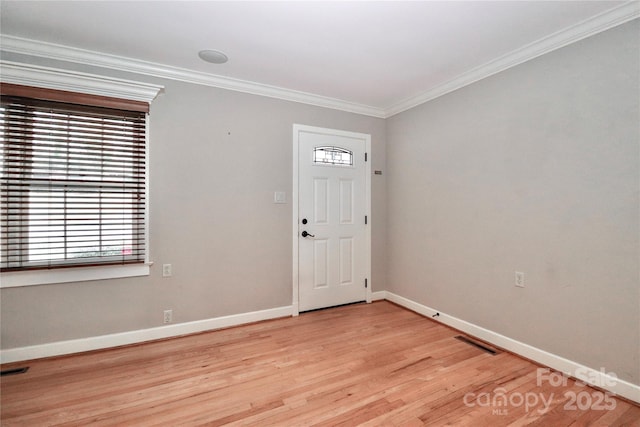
[301,231,315,238]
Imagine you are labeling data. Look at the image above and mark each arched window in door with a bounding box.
[313,146,353,166]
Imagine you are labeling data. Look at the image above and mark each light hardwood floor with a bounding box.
[1,301,639,426]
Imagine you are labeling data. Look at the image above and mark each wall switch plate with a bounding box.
[163,309,172,324]
[274,191,287,204]
[162,264,172,277]
[515,271,525,288]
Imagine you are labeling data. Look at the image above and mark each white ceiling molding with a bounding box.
[385,1,640,117]
[0,61,164,103]
[0,1,637,119]
[0,35,386,118]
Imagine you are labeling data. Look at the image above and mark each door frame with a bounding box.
[292,124,372,316]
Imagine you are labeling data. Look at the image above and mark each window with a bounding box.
[313,146,353,166]
[1,84,148,272]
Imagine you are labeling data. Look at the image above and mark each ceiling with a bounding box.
[0,1,635,117]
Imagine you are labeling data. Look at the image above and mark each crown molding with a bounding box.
[0,60,163,103]
[0,35,386,118]
[384,1,640,117]
[0,1,636,119]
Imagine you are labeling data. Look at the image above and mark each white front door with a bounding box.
[293,125,370,313]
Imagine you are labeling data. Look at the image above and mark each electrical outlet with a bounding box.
[515,271,525,288]
[162,264,172,277]
[163,309,172,324]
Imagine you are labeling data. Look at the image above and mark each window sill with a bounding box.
[0,263,151,288]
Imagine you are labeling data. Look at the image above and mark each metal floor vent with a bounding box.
[455,336,498,355]
[1,367,29,377]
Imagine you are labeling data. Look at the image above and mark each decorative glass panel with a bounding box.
[313,146,353,166]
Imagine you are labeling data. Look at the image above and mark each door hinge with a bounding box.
[365,278,368,288]
[365,152,368,162]
[365,215,368,225]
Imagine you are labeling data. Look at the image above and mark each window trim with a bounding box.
[0,62,162,288]
[1,263,151,287]
[0,61,163,106]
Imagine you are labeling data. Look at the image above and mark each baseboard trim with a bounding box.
[371,291,386,301]
[382,291,640,404]
[0,305,293,364]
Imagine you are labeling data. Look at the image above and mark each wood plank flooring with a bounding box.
[1,301,639,426]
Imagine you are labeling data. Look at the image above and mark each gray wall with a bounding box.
[386,20,639,385]
[0,68,387,348]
